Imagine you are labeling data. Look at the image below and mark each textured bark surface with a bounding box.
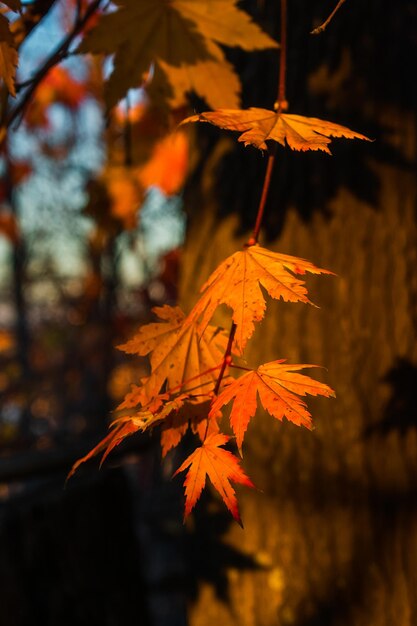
[179,4,417,622]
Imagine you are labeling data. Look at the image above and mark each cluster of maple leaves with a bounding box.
[0,0,369,523]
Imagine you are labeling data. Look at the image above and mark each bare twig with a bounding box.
[311,0,347,35]
[6,0,103,129]
[248,0,287,245]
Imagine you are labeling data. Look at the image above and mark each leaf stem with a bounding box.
[310,0,347,35]
[247,0,287,246]
[249,149,276,244]
[214,322,236,396]
[276,0,287,112]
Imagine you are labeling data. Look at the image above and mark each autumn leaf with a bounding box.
[186,244,333,353]
[104,165,143,230]
[25,66,87,128]
[149,56,242,111]
[211,360,335,451]
[181,107,370,153]
[0,13,18,96]
[139,129,189,196]
[119,305,228,403]
[161,399,220,457]
[0,211,19,243]
[79,0,278,109]
[68,394,189,479]
[174,433,254,523]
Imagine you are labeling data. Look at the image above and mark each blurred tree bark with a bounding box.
[180,1,417,624]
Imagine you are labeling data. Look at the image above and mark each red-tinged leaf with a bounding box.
[66,420,140,481]
[211,360,335,450]
[174,433,254,524]
[139,130,189,196]
[68,395,189,479]
[186,244,333,353]
[181,108,370,153]
[160,399,218,457]
[119,305,228,403]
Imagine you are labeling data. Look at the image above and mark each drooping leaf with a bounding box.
[174,433,254,523]
[0,13,18,96]
[119,305,228,403]
[149,55,242,110]
[181,108,370,153]
[161,399,221,457]
[211,360,335,450]
[79,0,278,109]
[139,129,189,196]
[68,394,189,479]
[187,244,333,353]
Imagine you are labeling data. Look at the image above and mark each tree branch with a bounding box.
[6,0,103,129]
[311,0,347,35]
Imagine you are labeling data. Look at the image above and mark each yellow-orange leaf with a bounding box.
[139,130,188,196]
[161,399,220,457]
[119,305,227,403]
[187,245,333,353]
[68,394,189,479]
[80,0,277,109]
[211,360,335,450]
[174,433,254,523]
[181,108,370,153]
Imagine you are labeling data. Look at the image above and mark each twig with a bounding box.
[6,0,103,129]
[213,323,236,396]
[123,92,133,167]
[247,0,287,245]
[311,0,347,35]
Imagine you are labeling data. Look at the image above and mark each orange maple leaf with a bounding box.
[161,399,220,457]
[181,108,370,153]
[139,130,189,196]
[104,165,143,230]
[211,360,335,451]
[119,305,228,403]
[174,433,254,524]
[186,244,333,353]
[67,394,189,479]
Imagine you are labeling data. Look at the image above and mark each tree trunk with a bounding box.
[179,2,417,624]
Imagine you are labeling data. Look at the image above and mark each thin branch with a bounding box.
[311,0,347,35]
[249,147,276,244]
[123,92,133,167]
[214,323,236,396]
[6,0,103,129]
[247,0,287,245]
[276,0,287,111]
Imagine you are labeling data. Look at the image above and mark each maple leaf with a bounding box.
[0,13,18,96]
[174,433,254,524]
[104,165,143,230]
[161,399,220,457]
[186,244,333,353]
[68,394,189,479]
[118,305,228,403]
[211,360,335,450]
[149,56,241,110]
[79,0,277,109]
[139,129,189,196]
[181,108,370,153]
